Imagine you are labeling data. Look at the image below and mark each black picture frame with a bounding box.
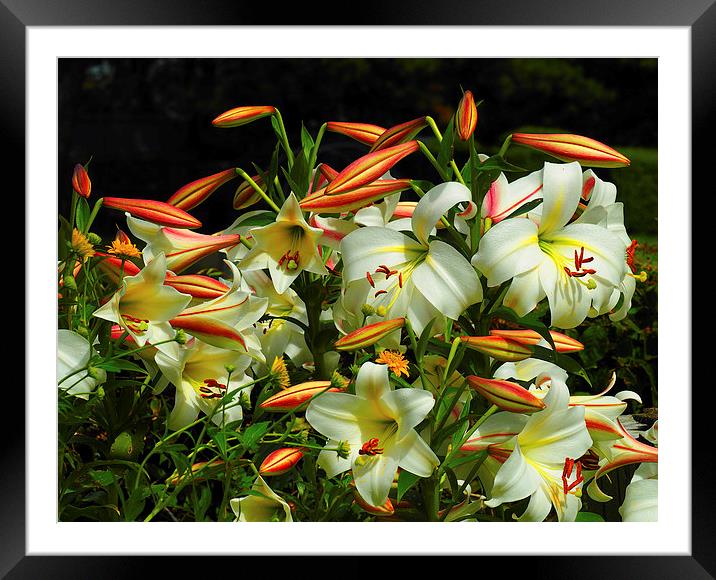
[9,0,706,576]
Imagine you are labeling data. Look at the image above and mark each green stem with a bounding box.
[235,168,281,213]
[84,198,104,233]
[418,141,450,181]
[272,109,295,168]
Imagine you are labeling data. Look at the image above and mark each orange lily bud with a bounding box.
[318,163,340,182]
[72,163,92,198]
[326,121,386,146]
[167,169,237,211]
[260,381,342,412]
[94,251,141,283]
[232,174,265,210]
[460,335,533,362]
[353,488,395,516]
[259,448,304,476]
[164,274,230,299]
[455,90,478,141]
[102,197,202,229]
[334,317,405,351]
[467,376,546,414]
[510,133,630,168]
[325,141,419,196]
[167,459,225,486]
[300,179,412,214]
[169,314,246,352]
[369,117,428,152]
[489,329,584,353]
[212,105,276,128]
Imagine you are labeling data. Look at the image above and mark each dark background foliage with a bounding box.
[58,58,658,240]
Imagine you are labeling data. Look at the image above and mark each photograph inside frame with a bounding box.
[56,57,658,524]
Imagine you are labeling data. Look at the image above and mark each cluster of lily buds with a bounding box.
[259,447,304,476]
[511,133,630,168]
[102,197,202,228]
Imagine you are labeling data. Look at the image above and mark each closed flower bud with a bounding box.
[460,335,533,361]
[326,121,386,146]
[260,381,342,412]
[102,197,202,229]
[212,105,276,128]
[489,329,584,353]
[164,274,230,300]
[300,178,412,214]
[455,90,478,141]
[72,163,92,198]
[87,366,103,380]
[510,133,630,168]
[174,329,189,345]
[336,440,351,460]
[334,317,405,351]
[369,117,428,152]
[233,174,265,210]
[259,448,303,476]
[467,375,546,413]
[167,168,237,211]
[361,304,376,316]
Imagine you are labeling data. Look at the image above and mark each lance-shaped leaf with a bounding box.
[301,179,412,214]
[511,133,630,168]
[489,329,584,353]
[369,117,427,152]
[467,376,545,414]
[103,197,202,228]
[259,448,304,476]
[455,90,478,141]
[72,163,91,198]
[233,174,265,210]
[325,141,419,195]
[460,335,534,362]
[326,121,386,146]
[259,381,342,412]
[334,317,406,351]
[212,105,276,128]
[167,168,237,211]
[164,274,230,299]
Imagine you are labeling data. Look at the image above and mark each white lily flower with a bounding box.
[340,182,483,334]
[306,362,439,507]
[472,161,628,329]
[239,193,327,294]
[464,376,592,521]
[57,329,107,398]
[93,253,191,347]
[230,475,293,522]
[481,169,544,226]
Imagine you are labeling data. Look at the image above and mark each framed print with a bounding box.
[8,0,709,576]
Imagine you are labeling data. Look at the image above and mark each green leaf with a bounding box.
[443,466,460,503]
[241,421,271,451]
[289,149,310,197]
[75,198,91,232]
[301,123,315,154]
[503,198,543,220]
[124,487,151,521]
[478,156,526,173]
[89,469,116,487]
[489,305,556,350]
[236,212,275,228]
[575,511,605,522]
[416,317,437,362]
[110,431,143,460]
[281,167,303,199]
[531,345,592,387]
[94,358,148,375]
[210,428,229,456]
[396,470,421,502]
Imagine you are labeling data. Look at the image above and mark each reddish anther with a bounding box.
[366,271,375,288]
[398,272,404,288]
[374,290,388,297]
[626,239,638,273]
[561,457,584,495]
[358,438,384,456]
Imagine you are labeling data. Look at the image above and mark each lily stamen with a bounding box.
[366,271,375,287]
[358,438,384,456]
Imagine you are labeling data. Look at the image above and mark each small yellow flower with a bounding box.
[107,229,142,259]
[71,228,95,259]
[270,356,291,389]
[375,350,410,378]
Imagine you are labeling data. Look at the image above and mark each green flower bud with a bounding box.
[86,232,102,245]
[174,329,189,345]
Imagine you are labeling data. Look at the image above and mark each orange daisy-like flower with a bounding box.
[71,228,95,259]
[375,350,410,378]
[106,230,142,259]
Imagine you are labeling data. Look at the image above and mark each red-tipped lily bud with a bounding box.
[259,448,304,476]
[167,169,237,211]
[510,133,630,168]
[353,488,395,516]
[212,105,276,128]
[325,141,419,196]
[326,121,386,146]
[232,174,265,210]
[164,274,230,300]
[369,117,428,153]
[467,376,546,414]
[169,313,246,352]
[260,381,342,412]
[102,197,202,229]
[334,318,405,351]
[94,251,141,283]
[460,335,533,362]
[72,164,92,199]
[301,179,412,214]
[456,90,478,141]
[318,163,340,182]
[489,329,584,353]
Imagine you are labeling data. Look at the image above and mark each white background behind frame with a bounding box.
[27,26,690,555]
